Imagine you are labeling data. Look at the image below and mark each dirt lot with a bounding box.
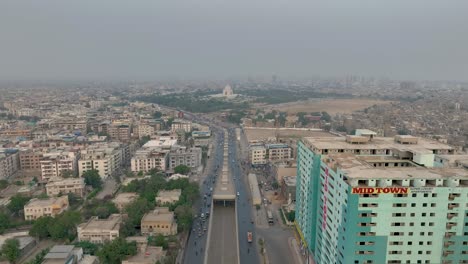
[244,127,336,142]
[262,98,393,115]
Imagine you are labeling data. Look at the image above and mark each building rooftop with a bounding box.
[143,138,177,148]
[283,176,297,186]
[303,136,453,154]
[78,214,122,230]
[113,192,139,203]
[141,208,174,222]
[324,154,468,181]
[25,196,68,207]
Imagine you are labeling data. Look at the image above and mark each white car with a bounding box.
[237,192,240,196]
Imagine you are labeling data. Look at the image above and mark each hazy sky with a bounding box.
[1,0,467,81]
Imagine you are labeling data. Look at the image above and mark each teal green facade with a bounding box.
[296,140,468,264]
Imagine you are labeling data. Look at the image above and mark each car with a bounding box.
[237,192,240,196]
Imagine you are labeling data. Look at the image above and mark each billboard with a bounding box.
[351,187,434,194]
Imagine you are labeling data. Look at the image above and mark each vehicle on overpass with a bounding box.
[247,231,253,243]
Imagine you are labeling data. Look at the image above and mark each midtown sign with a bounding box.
[352,187,409,194]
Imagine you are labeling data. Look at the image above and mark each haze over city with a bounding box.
[1,0,468,81]
[1,1,468,264]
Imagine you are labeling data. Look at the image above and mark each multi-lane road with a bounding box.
[181,113,261,264]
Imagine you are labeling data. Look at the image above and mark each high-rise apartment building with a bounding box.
[295,134,467,264]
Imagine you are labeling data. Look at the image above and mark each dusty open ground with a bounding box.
[244,127,336,142]
[261,98,393,115]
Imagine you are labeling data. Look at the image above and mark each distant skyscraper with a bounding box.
[455,102,461,111]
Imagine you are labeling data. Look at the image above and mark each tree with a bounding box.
[286,210,295,222]
[74,241,98,255]
[153,111,163,119]
[174,165,190,175]
[97,238,137,264]
[0,212,10,234]
[83,170,103,189]
[1,238,20,263]
[271,181,279,190]
[149,234,168,250]
[0,180,8,190]
[124,198,153,226]
[174,205,193,232]
[29,216,53,239]
[7,195,30,216]
[321,111,331,122]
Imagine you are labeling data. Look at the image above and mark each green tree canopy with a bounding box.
[174,205,193,232]
[148,234,168,250]
[83,170,103,189]
[1,238,20,263]
[174,165,190,175]
[97,238,137,264]
[7,194,31,216]
[0,212,10,234]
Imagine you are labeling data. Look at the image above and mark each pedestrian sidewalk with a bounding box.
[288,237,304,264]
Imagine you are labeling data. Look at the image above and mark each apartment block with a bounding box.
[108,124,131,142]
[141,207,178,236]
[266,143,292,162]
[53,119,88,131]
[168,146,202,170]
[24,196,69,220]
[171,119,192,133]
[78,143,123,179]
[250,144,267,165]
[46,177,85,197]
[0,149,19,179]
[295,134,465,264]
[156,189,181,204]
[77,214,122,243]
[40,150,79,181]
[130,139,176,173]
[19,149,43,171]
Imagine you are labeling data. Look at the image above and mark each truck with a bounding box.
[247,231,253,243]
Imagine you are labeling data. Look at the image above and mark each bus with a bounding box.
[267,210,274,225]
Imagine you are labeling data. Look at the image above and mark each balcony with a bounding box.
[444,241,455,247]
[448,193,460,201]
[446,223,456,229]
[443,251,454,257]
[447,203,459,210]
[444,232,455,239]
[447,213,457,220]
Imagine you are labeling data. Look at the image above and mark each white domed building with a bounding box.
[223,85,234,97]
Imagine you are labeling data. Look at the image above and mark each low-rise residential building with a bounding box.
[281,176,296,203]
[266,143,292,162]
[112,192,139,211]
[77,214,122,243]
[78,143,123,179]
[141,207,177,236]
[272,161,297,184]
[168,146,202,170]
[156,189,181,204]
[0,148,19,179]
[24,196,69,220]
[42,245,86,264]
[46,177,85,197]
